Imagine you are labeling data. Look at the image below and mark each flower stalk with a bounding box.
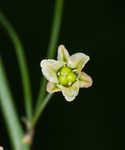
[32,93,53,127]
[34,0,64,127]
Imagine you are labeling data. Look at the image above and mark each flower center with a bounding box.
[57,66,77,86]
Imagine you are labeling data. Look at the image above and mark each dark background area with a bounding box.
[0,0,124,150]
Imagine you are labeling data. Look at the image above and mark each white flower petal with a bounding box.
[40,59,64,83]
[47,82,61,93]
[68,53,90,70]
[59,81,80,102]
[57,45,70,62]
[79,72,93,88]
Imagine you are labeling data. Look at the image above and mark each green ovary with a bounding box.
[57,66,77,86]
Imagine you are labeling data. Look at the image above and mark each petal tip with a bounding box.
[40,59,59,83]
[85,76,93,88]
[80,72,93,88]
[61,81,79,102]
[58,44,65,49]
[64,96,76,102]
[58,44,66,55]
[40,59,47,68]
[69,53,90,69]
[86,55,90,61]
[57,44,69,62]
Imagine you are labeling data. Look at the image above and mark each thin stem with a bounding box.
[32,93,53,127]
[0,58,30,150]
[47,0,64,58]
[34,0,64,126]
[34,79,47,113]
[0,12,33,121]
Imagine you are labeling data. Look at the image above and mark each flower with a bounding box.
[40,45,93,102]
[0,147,4,150]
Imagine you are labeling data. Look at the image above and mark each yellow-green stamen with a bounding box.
[57,66,77,86]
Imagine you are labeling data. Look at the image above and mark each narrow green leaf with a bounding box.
[0,58,30,150]
[0,12,33,121]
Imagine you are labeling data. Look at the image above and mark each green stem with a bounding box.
[34,79,47,113]
[0,58,30,150]
[47,0,64,58]
[32,93,53,127]
[0,12,33,121]
[33,0,64,126]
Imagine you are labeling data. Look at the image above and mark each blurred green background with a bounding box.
[0,0,124,150]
